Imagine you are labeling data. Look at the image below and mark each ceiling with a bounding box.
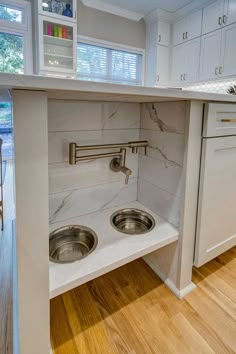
[97,0,196,15]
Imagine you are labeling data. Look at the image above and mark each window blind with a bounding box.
[77,42,143,85]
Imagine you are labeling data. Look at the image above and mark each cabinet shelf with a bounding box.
[43,35,73,47]
[44,53,73,60]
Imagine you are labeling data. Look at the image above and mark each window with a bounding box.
[77,40,143,85]
[0,0,32,74]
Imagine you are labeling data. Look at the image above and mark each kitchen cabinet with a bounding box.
[200,22,236,80]
[194,103,236,267]
[173,9,202,46]
[37,0,77,23]
[157,21,170,47]
[199,29,222,80]
[227,0,236,25]
[202,0,225,34]
[171,38,200,86]
[146,45,169,86]
[36,15,77,78]
[220,23,236,77]
[145,20,170,86]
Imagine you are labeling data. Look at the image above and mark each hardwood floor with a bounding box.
[50,246,236,354]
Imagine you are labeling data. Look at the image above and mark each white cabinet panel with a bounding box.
[195,135,236,267]
[220,23,236,77]
[173,9,202,46]
[172,44,186,85]
[157,21,170,47]
[226,0,236,25]
[202,0,225,34]
[186,9,203,41]
[173,18,186,46]
[185,38,200,83]
[171,38,200,85]
[199,29,222,80]
[156,45,169,86]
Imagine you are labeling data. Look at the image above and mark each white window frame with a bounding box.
[0,0,32,74]
[77,35,145,85]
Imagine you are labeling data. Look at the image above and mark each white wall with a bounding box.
[77,1,146,49]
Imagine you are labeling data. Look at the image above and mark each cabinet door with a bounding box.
[156,45,169,86]
[171,44,186,85]
[220,23,236,77]
[194,136,236,267]
[199,29,222,80]
[173,18,187,46]
[157,21,170,47]
[186,9,203,41]
[226,0,236,25]
[185,38,201,83]
[202,0,225,34]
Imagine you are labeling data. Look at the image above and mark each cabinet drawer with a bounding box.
[203,103,236,137]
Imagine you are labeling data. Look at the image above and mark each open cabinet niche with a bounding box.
[48,98,202,298]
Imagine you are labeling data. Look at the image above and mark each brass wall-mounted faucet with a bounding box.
[69,140,148,184]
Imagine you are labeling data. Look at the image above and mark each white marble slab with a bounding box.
[48,129,140,164]
[138,179,182,229]
[139,154,184,198]
[49,178,138,224]
[48,101,140,131]
[140,129,185,167]
[2,72,236,103]
[49,201,179,298]
[49,153,139,194]
[141,102,187,134]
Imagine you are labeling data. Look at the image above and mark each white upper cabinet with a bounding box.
[220,23,236,77]
[157,21,170,47]
[226,0,236,25]
[156,45,170,85]
[185,38,201,82]
[173,17,186,46]
[202,0,226,34]
[145,20,170,87]
[199,29,222,80]
[171,38,200,85]
[173,9,202,46]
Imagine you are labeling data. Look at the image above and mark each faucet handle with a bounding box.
[120,166,132,184]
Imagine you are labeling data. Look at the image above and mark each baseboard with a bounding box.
[143,258,196,299]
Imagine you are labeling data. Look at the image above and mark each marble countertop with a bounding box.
[49,201,179,298]
[1,72,236,103]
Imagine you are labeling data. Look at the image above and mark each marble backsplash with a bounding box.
[138,101,187,228]
[48,99,187,228]
[48,100,140,224]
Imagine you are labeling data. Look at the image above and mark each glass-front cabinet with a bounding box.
[38,0,77,22]
[36,15,77,77]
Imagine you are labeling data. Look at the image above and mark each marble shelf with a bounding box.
[49,201,179,298]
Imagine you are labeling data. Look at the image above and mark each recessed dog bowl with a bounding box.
[110,208,155,235]
[49,225,98,263]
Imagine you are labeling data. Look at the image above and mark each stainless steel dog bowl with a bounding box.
[49,225,98,263]
[110,208,155,235]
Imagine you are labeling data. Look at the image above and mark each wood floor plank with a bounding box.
[51,248,236,354]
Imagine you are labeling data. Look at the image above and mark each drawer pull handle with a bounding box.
[221,119,236,122]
